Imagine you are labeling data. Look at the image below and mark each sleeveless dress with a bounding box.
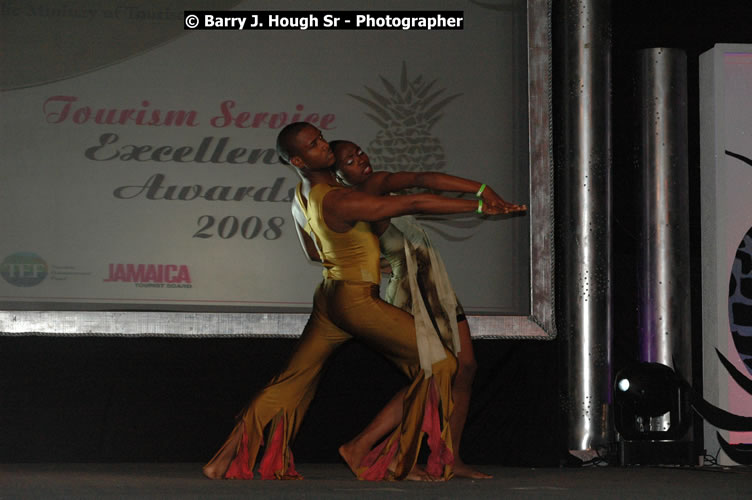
[379,216,464,373]
[203,183,456,481]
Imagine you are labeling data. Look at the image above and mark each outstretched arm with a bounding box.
[322,188,503,233]
[365,171,525,214]
[367,171,481,195]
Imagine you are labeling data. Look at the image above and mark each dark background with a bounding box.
[2,1,752,465]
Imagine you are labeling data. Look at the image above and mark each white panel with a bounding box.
[700,43,752,466]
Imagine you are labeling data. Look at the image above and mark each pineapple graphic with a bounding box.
[348,61,462,172]
[349,62,480,241]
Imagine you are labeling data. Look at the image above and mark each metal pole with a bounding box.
[556,0,613,457]
[636,48,691,433]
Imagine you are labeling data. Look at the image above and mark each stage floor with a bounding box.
[1,463,750,499]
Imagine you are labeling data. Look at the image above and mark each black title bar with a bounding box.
[184,11,464,30]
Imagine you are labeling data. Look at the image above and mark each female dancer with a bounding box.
[328,140,525,479]
[204,122,516,481]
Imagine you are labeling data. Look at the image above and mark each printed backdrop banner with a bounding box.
[0,0,530,314]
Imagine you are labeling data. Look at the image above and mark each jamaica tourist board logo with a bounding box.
[104,263,192,289]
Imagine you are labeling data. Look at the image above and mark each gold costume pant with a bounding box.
[204,278,457,480]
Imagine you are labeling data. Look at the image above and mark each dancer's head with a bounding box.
[331,140,373,186]
[276,122,335,171]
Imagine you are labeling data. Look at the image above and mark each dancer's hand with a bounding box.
[480,189,526,215]
[481,186,527,214]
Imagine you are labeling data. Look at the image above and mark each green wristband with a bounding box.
[477,199,484,214]
[475,183,487,198]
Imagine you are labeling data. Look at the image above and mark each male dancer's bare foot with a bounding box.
[202,423,244,480]
[202,464,223,480]
[452,461,493,479]
[338,442,369,477]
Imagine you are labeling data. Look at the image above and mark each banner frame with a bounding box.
[0,0,555,340]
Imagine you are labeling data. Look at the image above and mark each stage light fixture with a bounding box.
[616,354,752,465]
[613,362,690,441]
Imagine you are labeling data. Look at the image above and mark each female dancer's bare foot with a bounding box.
[452,461,492,479]
[383,464,444,482]
[404,465,445,482]
[341,440,445,482]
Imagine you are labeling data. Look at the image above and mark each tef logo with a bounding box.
[0,252,49,287]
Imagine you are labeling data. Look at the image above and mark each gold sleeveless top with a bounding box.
[296,183,381,285]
